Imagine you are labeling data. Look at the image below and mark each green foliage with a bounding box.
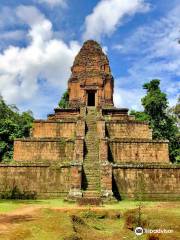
[142,79,168,121]
[130,110,150,122]
[0,97,34,162]
[131,80,179,163]
[58,90,69,108]
[0,185,37,199]
[169,96,180,124]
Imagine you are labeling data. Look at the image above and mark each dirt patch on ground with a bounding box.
[0,206,40,234]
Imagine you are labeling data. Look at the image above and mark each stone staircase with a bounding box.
[82,107,101,199]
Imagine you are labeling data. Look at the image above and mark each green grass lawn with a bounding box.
[0,199,159,212]
[0,200,179,240]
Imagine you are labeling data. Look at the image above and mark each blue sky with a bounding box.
[0,0,179,118]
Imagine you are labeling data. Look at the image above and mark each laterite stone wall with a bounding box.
[109,140,169,163]
[113,165,180,200]
[32,121,76,138]
[14,139,74,162]
[0,164,71,198]
[106,121,152,139]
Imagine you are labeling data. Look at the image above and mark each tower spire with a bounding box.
[68,40,114,107]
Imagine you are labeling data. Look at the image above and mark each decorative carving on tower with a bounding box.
[68,40,114,108]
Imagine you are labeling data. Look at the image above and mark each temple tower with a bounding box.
[68,40,114,107]
[10,40,174,203]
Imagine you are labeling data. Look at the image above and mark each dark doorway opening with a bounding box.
[87,91,95,106]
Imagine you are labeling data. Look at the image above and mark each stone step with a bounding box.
[85,137,97,140]
[84,154,99,157]
[83,173,100,177]
[83,165,100,169]
[85,143,98,146]
[84,160,99,162]
[86,132,96,134]
[83,168,100,171]
[83,191,100,197]
[83,181,100,186]
[83,164,100,167]
[83,166,100,170]
[83,162,100,165]
[84,151,98,154]
[83,177,100,181]
[84,166,100,170]
[84,169,100,173]
[85,187,100,191]
[84,160,99,163]
[84,146,98,149]
[84,150,98,153]
[85,134,97,136]
[83,172,100,176]
[84,143,98,146]
[85,185,100,189]
[83,176,100,180]
[85,142,98,145]
[85,135,97,137]
[85,175,100,178]
[84,155,99,158]
[84,159,99,162]
[83,168,100,172]
[84,147,98,150]
[86,183,100,187]
[83,170,100,173]
[86,134,97,136]
[84,161,99,163]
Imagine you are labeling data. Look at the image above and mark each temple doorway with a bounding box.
[87,91,96,106]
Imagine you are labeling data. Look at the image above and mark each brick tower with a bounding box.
[68,40,114,108]
[4,40,179,202]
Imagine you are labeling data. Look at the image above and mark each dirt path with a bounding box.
[0,205,41,234]
[0,204,102,233]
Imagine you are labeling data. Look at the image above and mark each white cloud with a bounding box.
[113,4,180,109]
[0,30,25,41]
[16,5,45,26]
[114,83,144,110]
[113,44,124,51]
[83,0,150,41]
[0,7,20,29]
[37,0,67,7]
[0,5,80,113]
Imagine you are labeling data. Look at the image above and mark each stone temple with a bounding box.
[0,40,179,201]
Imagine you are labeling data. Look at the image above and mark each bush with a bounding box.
[0,186,37,200]
[147,234,160,240]
[77,197,102,206]
[124,208,148,231]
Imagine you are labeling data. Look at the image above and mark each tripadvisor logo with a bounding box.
[135,227,144,236]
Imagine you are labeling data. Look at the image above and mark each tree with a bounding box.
[169,96,180,126]
[167,96,180,162]
[0,97,34,162]
[130,110,149,122]
[131,80,179,163]
[58,90,69,108]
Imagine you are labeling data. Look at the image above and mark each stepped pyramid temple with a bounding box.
[0,40,179,201]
